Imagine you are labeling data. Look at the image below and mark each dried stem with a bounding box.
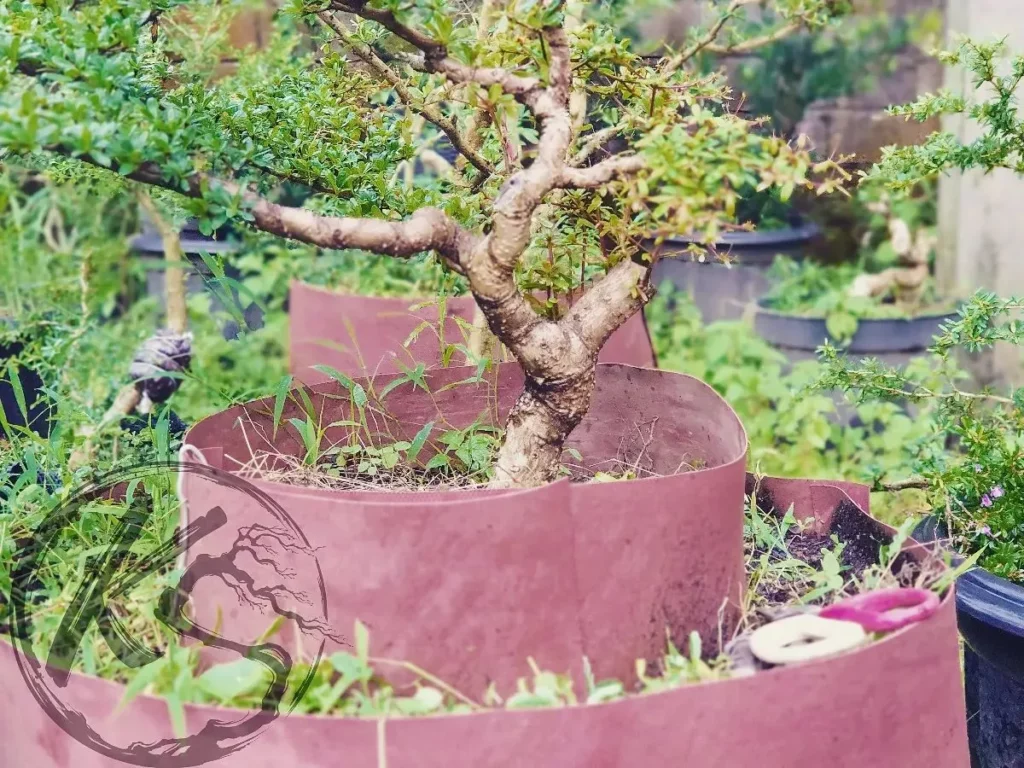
[136,191,188,335]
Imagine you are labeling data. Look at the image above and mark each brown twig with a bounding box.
[878,478,930,492]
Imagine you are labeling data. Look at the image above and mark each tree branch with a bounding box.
[136,191,189,335]
[570,125,625,167]
[317,11,496,180]
[46,149,476,273]
[878,478,930,493]
[666,0,761,68]
[662,0,798,70]
[330,1,539,96]
[462,21,576,361]
[247,197,473,270]
[558,154,646,189]
[704,23,801,55]
[561,257,652,353]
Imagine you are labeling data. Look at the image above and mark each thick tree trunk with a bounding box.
[491,365,597,488]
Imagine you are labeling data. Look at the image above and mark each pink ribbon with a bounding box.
[819,588,940,632]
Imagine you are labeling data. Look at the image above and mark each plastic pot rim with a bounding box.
[656,220,822,249]
[913,516,1024,641]
[131,232,241,256]
[753,301,960,354]
[754,300,960,325]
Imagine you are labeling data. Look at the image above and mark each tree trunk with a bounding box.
[491,365,596,488]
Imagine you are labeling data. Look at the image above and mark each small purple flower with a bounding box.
[981,495,993,508]
[979,525,992,536]
[975,464,983,473]
[991,485,1005,499]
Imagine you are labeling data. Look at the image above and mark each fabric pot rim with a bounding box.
[287,278,469,303]
[180,362,749,693]
[0,476,969,768]
[287,281,658,384]
[0,581,956,717]
[0,484,963,710]
[184,362,747,497]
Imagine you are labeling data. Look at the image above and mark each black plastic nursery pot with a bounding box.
[914,518,1024,767]
[651,221,821,323]
[753,303,958,426]
[754,302,959,367]
[0,334,51,440]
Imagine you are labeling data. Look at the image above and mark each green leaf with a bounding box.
[930,548,984,594]
[393,686,445,715]
[505,691,560,709]
[825,311,859,344]
[438,430,464,449]
[687,631,702,664]
[272,375,293,439]
[407,421,434,463]
[329,651,373,683]
[117,657,165,711]
[7,364,27,422]
[585,680,625,704]
[379,375,411,400]
[165,691,188,739]
[355,619,369,663]
[313,365,356,393]
[196,658,273,701]
[351,383,368,409]
[424,453,450,471]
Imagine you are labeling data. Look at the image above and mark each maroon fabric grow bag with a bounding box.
[287,281,657,384]
[0,476,969,767]
[181,363,747,694]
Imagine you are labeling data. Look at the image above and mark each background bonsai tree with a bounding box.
[0,0,847,487]
[819,39,1024,580]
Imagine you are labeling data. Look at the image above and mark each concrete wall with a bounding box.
[937,0,1024,386]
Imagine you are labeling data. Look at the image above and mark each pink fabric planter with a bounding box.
[0,476,969,767]
[287,281,657,384]
[181,363,747,694]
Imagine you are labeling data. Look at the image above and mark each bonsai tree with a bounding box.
[819,39,1024,580]
[0,0,847,487]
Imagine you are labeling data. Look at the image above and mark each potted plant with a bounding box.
[0,329,51,440]
[822,37,1024,767]
[131,198,267,341]
[651,186,824,323]
[1,0,970,763]
[755,180,958,368]
[824,290,1024,768]
[2,468,970,767]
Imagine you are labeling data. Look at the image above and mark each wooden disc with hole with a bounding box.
[748,614,867,666]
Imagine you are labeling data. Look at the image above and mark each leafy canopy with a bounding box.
[2,0,848,290]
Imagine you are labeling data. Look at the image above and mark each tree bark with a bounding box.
[492,365,597,487]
